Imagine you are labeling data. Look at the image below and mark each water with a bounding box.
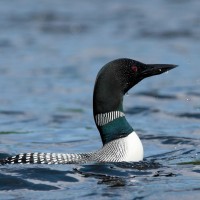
[0,0,200,199]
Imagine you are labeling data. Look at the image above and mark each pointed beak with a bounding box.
[141,64,178,78]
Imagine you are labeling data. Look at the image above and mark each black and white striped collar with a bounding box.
[95,111,125,126]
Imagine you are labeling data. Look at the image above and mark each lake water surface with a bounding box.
[0,0,200,199]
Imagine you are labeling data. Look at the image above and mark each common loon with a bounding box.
[0,58,177,165]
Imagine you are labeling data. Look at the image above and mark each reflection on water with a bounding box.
[0,0,200,199]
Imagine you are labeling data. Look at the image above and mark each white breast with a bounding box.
[94,131,144,162]
[123,131,144,162]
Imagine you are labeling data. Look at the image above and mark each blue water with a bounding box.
[0,0,200,199]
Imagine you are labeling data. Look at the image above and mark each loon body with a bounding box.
[0,58,177,165]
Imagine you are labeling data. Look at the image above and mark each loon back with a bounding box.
[0,58,177,165]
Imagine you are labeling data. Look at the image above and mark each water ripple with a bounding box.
[176,113,200,119]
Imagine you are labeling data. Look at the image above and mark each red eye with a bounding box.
[132,66,138,72]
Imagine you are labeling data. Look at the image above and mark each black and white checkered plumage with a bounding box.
[0,132,143,165]
[0,152,91,165]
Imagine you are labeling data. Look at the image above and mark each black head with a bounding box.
[101,58,177,94]
[93,58,177,114]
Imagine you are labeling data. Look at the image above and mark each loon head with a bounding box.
[93,58,177,145]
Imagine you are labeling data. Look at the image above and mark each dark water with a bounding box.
[0,0,200,199]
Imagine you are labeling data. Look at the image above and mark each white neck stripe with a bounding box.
[95,111,125,126]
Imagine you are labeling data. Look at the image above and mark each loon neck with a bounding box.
[93,60,135,145]
[95,112,133,144]
[93,95,133,144]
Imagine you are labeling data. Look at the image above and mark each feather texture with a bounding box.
[0,132,143,165]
